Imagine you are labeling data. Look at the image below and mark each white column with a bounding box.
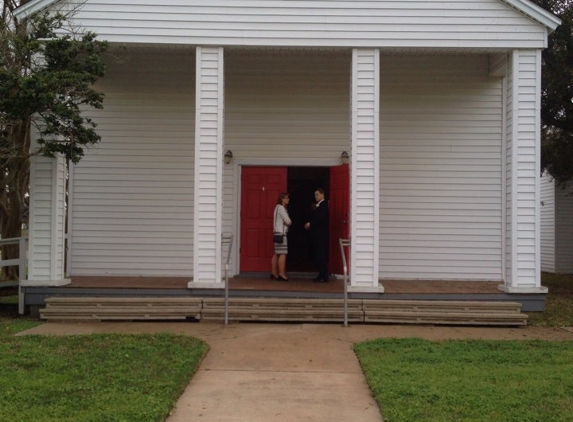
[190,46,225,288]
[349,48,382,292]
[500,49,547,294]
[21,154,70,286]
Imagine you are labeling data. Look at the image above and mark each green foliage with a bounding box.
[355,338,573,422]
[0,315,208,422]
[0,8,108,163]
[533,0,573,186]
[1,4,108,278]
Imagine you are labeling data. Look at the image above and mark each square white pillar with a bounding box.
[22,153,70,287]
[190,46,225,288]
[349,48,382,292]
[500,49,547,294]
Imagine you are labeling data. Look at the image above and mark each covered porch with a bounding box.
[23,44,551,296]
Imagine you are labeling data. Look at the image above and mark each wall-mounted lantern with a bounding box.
[224,150,233,165]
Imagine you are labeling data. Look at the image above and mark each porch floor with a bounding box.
[66,276,504,295]
[25,276,545,312]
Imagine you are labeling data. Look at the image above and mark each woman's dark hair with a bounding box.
[276,192,290,205]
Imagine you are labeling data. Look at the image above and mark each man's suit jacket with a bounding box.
[310,200,329,246]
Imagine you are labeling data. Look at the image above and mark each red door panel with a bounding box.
[240,167,287,272]
[329,164,350,275]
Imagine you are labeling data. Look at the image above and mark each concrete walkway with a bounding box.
[20,322,573,422]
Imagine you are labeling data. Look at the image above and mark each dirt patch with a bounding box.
[17,321,573,343]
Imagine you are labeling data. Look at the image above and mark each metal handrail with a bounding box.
[339,238,351,327]
[0,237,28,315]
[222,234,234,325]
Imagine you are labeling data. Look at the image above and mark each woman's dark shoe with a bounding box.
[270,274,280,280]
[278,275,290,281]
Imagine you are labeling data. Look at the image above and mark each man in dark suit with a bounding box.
[304,188,329,282]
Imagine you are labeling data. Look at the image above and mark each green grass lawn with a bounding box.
[354,272,573,422]
[355,338,573,422]
[0,303,208,422]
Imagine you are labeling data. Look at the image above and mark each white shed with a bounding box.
[16,0,560,297]
[541,173,573,274]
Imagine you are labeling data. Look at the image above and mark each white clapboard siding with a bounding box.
[540,173,573,274]
[193,47,224,283]
[224,50,350,156]
[28,154,67,280]
[351,49,380,287]
[555,184,573,273]
[509,50,540,288]
[379,55,503,280]
[70,49,195,276]
[52,0,551,49]
[540,172,555,272]
[505,58,514,283]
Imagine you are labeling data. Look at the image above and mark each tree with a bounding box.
[0,1,107,279]
[533,0,573,187]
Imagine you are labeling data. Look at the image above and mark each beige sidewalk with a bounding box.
[20,322,573,422]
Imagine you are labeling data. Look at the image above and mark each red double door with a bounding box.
[240,165,350,274]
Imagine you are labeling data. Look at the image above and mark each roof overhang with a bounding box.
[15,0,562,34]
[13,0,62,20]
[500,0,561,33]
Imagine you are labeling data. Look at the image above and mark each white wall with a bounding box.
[555,183,573,273]
[224,50,351,159]
[59,0,549,49]
[540,174,573,275]
[70,48,195,276]
[379,54,503,280]
[540,172,555,272]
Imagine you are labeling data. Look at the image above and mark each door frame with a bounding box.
[229,156,347,276]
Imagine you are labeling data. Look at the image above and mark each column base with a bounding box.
[187,280,224,289]
[498,284,548,294]
[20,278,71,287]
[348,285,385,294]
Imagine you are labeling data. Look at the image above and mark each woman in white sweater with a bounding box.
[271,192,292,281]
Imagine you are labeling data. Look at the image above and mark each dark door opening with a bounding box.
[286,167,330,272]
[239,165,349,276]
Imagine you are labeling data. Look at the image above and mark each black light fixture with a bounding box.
[340,150,350,164]
[224,150,233,165]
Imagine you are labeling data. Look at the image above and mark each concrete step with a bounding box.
[201,298,363,322]
[362,299,522,313]
[39,297,527,326]
[41,297,202,321]
[363,311,528,325]
[361,299,527,326]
